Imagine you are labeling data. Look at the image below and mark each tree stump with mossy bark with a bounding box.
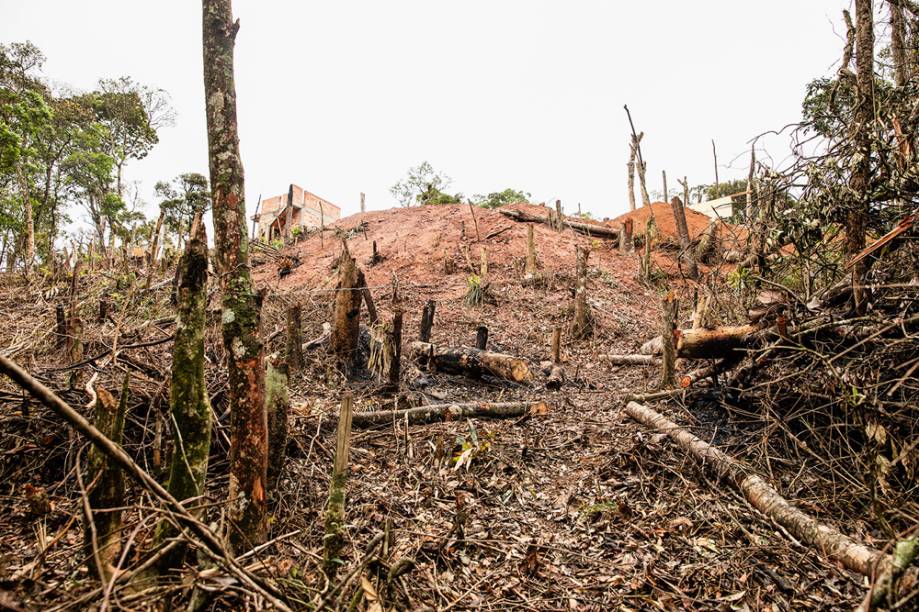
[323,392,353,580]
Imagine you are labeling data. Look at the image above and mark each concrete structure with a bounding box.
[252,184,341,241]
[689,194,741,221]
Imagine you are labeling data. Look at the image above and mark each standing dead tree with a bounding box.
[83,379,127,582]
[659,292,677,388]
[670,191,698,279]
[203,0,268,550]
[331,242,362,371]
[627,134,640,211]
[155,214,211,570]
[849,0,875,312]
[324,392,354,579]
[571,245,591,338]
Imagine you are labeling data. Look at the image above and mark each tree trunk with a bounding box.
[17,165,35,275]
[626,401,888,577]
[475,325,488,350]
[408,341,533,383]
[627,137,638,211]
[572,245,591,338]
[358,271,378,325]
[850,0,874,313]
[265,360,289,490]
[330,244,361,369]
[286,304,304,373]
[676,324,762,359]
[890,0,908,86]
[156,214,211,570]
[285,183,294,241]
[203,0,268,550]
[419,299,436,342]
[323,392,353,579]
[390,308,403,389]
[604,354,660,366]
[352,401,549,428]
[660,293,678,388]
[525,224,538,280]
[550,326,561,364]
[620,218,633,254]
[670,194,698,279]
[145,209,165,289]
[84,380,127,582]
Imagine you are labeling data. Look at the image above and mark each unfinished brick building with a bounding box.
[252,184,341,242]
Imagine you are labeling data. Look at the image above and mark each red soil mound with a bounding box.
[611,201,716,241]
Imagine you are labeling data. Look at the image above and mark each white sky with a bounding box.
[2,1,853,224]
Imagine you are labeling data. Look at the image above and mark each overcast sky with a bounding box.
[2,1,853,224]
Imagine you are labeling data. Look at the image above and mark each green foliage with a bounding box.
[156,172,210,236]
[390,161,463,206]
[472,188,530,209]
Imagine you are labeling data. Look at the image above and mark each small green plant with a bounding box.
[464,273,492,306]
[727,266,752,291]
[271,239,284,250]
[291,226,302,238]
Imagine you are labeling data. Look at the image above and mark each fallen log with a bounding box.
[604,354,660,366]
[625,401,888,577]
[352,401,549,427]
[546,365,565,390]
[640,336,663,355]
[679,359,729,388]
[498,208,620,240]
[408,341,533,384]
[676,324,762,359]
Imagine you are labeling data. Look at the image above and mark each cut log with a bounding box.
[352,401,549,428]
[625,401,888,577]
[640,335,663,355]
[676,324,762,359]
[604,354,660,366]
[546,365,565,390]
[499,208,619,240]
[408,341,533,384]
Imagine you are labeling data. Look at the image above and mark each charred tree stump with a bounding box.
[352,400,550,428]
[660,293,678,388]
[670,193,698,279]
[265,359,289,490]
[550,326,561,364]
[408,341,533,384]
[331,243,362,370]
[323,392,353,580]
[286,304,303,373]
[475,325,488,350]
[156,216,211,570]
[419,300,436,342]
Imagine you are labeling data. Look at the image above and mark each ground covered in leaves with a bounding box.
[0,204,874,609]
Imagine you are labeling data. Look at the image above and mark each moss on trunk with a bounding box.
[156,215,212,570]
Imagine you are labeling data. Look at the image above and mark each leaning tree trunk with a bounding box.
[156,214,211,570]
[202,0,267,551]
[850,0,874,313]
[669,195,698,279]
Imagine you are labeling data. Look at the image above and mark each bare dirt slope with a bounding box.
[243,203,865,610]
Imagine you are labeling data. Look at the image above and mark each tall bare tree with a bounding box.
[850,0,875,312]
[202,0,268,550]
[890,0,908,86]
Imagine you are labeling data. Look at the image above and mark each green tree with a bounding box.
[472,188,530,209]
[155,172,211,239]
[390,161,463,206]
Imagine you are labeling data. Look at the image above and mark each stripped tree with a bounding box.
[202,0,268,550]
[156,213,211,569]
